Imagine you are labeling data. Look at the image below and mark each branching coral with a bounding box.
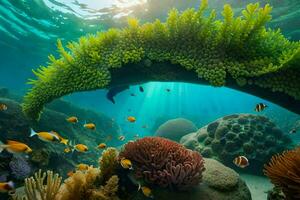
[264,147,300,200]
[22,0,300,120]
[119,137,205,191]
[99,147,119,184]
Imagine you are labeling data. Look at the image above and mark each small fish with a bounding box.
[166,89,171,92]
[67,171,74,177]
[127,116,136,123]
[133,134,139,139]
[77,163,89,171]
[233,156,249,168]
[142,125,148,129]
[120,158,133,170]
[139,86,144,92]
[97,143,107,149]
[74,144,88,152]
[84,123,96,130]
[0,140,32,154]
[66,116,78,123]
[64,147,71,153]
[254,103,268,112]
[289,128,297,134]
[130,93,136,96]
[30,129,60,143]
[51,131,69,145]
[119,135,125,141]
[0,104,7,111]
[138,184,154,198]
[0,181,14,193]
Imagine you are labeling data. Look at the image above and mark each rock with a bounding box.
[180,114,292,174]
[155,118,197,142]
[155,158,251,200]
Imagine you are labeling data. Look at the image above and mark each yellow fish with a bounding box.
[0,140,32,154]
[84,123,96,130]
[119,135,125,141]
[0,104,7,111]
[74,144,88,152]
[77,163,89,171]
[138,184,154,198]
[97,143,107,149]
[127,116,136,123]
[64,147,71,153]
[120,158,133,170]
[51,131,69,145]
[0,181,14,193]
[66,116,78,123]
[30,129,60,143]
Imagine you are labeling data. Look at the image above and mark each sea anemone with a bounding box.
[119,137,205,191]
[264,147,300,200]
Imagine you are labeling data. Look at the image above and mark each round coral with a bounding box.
[119,137,205,191]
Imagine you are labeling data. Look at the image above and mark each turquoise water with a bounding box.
[0,1,300,200]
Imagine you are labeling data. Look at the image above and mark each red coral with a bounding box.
[119,137,205,190]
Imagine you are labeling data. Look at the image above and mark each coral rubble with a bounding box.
[22,0,300,120]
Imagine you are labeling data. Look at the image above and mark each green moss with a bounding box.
[23,0,300,120]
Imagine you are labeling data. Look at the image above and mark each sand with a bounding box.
[240,173,273,200]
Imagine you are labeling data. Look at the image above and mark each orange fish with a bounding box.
[233,156,249,168]
[66,116,78,123]
[30,129,60,143]
[119,135,125,141]
[64,147,71,153]
[0,181,14,193]
[74,144,88,152]
[127,116,136,123]
[77,163,89,171]
[0,140,32,154]
[51,131,69,145]
[84,123,96,130]
[0,104,7,111]
[97,143,106,149]
[67,171,74,177]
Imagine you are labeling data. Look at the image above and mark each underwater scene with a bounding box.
[0,0,300,199]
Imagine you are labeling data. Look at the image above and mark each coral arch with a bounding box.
[22,1,300,119]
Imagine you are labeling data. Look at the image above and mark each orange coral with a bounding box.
[264,147,300,200]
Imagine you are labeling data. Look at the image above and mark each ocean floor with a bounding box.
[240,173,273,200]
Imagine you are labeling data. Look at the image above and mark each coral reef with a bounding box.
[88,175,119,200]
[155,158,251,200]
[99,148,119,184]
[22,1,300,120]
[266,187,286,200]
[155,118,197,142]
[180,114,292,173]
[264,147,300,200]
[9,156,31,180]
[119,137,205,191]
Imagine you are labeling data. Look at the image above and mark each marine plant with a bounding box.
[264,147,300,200]
[22,0,300,120]
[98,147,119,184]
[119,137,205,191]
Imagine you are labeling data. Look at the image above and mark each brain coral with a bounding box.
[180,114,292,173]
[119,137,205,191]
[22,1,300,120]
[155,118,198,142]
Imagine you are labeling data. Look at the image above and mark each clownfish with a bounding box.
[233,156,249,168]
[254,103,268,112]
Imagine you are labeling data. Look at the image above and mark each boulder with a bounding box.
[155,118,197,142]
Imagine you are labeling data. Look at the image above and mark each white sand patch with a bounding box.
[240,173,273,200]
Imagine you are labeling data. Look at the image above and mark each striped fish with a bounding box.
[254,103,268,112]
[233,156,249,168]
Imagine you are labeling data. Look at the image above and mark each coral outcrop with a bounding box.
[155,118,197,142]
[264,147,300,200]
[180,114,292,173]
[155,158,251,200]
[22,0,300,120]
[119,137,205,191]
[9,156,31,180]
[99,147,119,184]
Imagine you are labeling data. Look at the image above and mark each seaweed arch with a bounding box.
[23,0,300,119]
